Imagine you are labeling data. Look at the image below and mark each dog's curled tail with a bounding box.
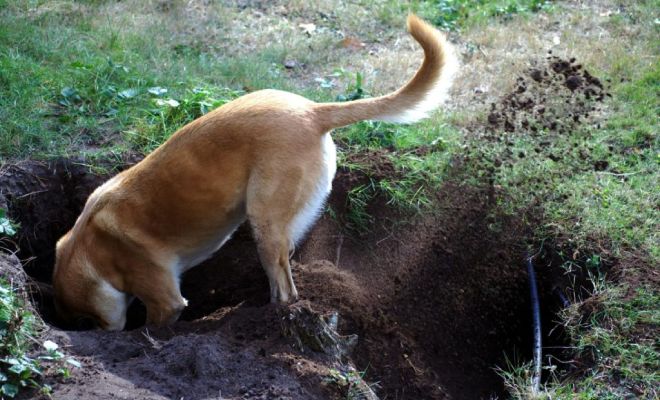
[314,14,458,132]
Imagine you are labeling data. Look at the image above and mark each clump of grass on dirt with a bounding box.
[0,279,82,398]
[0,275,67,399]
[0,278,42,398]
[0,213,80,398]
[324,366,379,400]
[555,284,659,399]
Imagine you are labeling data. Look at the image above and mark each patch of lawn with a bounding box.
[412,0,553,31]
[0,1,291,158]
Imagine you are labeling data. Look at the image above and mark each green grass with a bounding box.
[125,86,243,152]
[541,284,659,400]
[498,256,659,399]
[469,61,659,263]
[545,64,659,260]
[325,366,379,400]
[412,0,553,31]
[0,278,83,398]
[335,117,460,229]
[0,279,41,398]
[473,1,659,396]
[0,210,80,398]
[0,277,72,398]
[0,1,291,158]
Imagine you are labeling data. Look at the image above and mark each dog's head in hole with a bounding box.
[52,14,458,330]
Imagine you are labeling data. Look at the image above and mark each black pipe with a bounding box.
[526,256,542,393]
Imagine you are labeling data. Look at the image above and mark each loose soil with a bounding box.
[0,153,566,400]
[485,55,609,136]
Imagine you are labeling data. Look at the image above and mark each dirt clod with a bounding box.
[486,56,609,136]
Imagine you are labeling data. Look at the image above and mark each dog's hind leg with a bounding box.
[246,170,305,304]
[251,223,297,304]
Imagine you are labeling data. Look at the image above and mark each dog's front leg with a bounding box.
[131,268,188,327]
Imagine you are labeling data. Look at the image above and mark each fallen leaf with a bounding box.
[299,22,316,35]
[154,98,180,107]
[340,36,365,50]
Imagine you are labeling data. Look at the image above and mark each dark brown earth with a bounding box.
[486,55,609,136]
[0,155,566,400]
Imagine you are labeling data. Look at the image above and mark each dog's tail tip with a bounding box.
[406,13,425,31]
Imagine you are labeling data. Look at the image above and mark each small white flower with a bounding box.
[43,340,59,351]
[155,98,180,107]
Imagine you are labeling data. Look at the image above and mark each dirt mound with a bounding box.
[486,55,609,135]
[42,304,337,400]
[0,158,567,399]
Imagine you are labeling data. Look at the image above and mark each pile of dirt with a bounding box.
[0,157,566,399]
[41,303,339,400]
[486,55,610,135]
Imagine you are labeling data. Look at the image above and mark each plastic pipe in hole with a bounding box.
[526,256,542,394]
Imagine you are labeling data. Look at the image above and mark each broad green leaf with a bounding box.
[66,358,82,368]
[1,383,18,397]
[61,87,77,98]
[8,363,27,375]
[148,87,168,96]
[117,88,138,99]
[154,98,180,107]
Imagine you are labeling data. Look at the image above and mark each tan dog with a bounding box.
[52,15,457,330]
